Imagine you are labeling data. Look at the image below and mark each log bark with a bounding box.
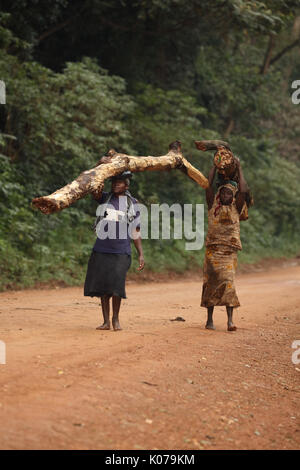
[194,140,231,152]
[31,145,208,214]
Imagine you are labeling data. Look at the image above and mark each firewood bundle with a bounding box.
[194,140,254,220]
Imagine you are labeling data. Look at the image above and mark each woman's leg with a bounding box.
[96,294,111,330]
[112,295,122,331]
[226,306,237,331]
[205,306,215,330]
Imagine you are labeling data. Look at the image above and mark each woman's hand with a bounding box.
[138,255,145,271]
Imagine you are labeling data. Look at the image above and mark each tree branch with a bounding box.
[269,37,300,67]
[223,116,235,138]
[31,144,208,214]
[260,34,276,75]
[38,5,88,43]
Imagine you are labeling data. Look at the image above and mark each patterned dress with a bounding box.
[201,184,242,308]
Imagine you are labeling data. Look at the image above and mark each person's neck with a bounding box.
[113,191,126,197]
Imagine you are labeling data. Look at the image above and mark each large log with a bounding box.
[194,140,231,152]
[32,144,209,214]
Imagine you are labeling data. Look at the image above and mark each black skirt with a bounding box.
[84,251,131,299]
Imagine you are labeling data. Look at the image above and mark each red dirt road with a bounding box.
[0,261,299,450]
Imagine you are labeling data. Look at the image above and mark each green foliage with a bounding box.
[0,3,300,290]
[0,30,136,289]
[195,43,282,136]
[0,50,135,192]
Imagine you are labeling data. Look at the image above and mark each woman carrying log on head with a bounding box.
[195,140,253,220]
[201,156,248,331]
[84,169,144,331]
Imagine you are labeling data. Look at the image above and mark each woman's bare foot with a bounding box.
[112,319,122,331]
[205,322,216,330]
[96,323,110,330]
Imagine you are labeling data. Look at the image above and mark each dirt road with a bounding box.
[0,261,299,450]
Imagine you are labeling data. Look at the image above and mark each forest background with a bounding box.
[0,0,300,290]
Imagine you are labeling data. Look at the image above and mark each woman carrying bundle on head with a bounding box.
[199,144,249,331]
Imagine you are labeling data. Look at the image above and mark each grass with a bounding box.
[1,230,299,292]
